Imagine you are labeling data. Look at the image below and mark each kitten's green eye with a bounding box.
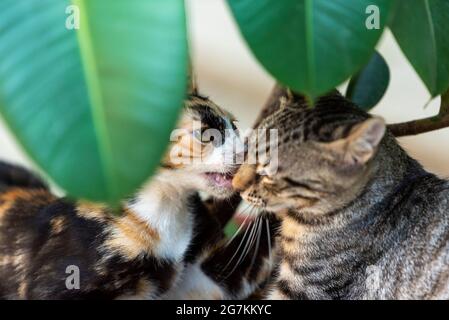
[193,129,201,140]
[193,127,224,148]
[193,128,206,143]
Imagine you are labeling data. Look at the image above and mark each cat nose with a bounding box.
[232,164,257,192]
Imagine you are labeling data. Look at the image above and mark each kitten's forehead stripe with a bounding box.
[257,91,369,147]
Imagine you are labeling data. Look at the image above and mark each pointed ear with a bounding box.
[344,117,386,165]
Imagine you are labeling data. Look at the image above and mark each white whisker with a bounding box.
[248,217,263,273]
[224,214,261,278]
[221,217,255,274]
[266,217,273,267]
[225,213,250,247]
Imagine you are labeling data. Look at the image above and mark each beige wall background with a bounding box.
[1,0,448,180]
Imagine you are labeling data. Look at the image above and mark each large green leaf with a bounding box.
[227,0,393,99]
[346,51,390,111]
[0,0,187,202]
[390,0,449,97]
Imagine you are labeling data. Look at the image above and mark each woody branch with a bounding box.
[388,89,449,137]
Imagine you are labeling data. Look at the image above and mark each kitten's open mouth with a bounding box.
[204,172,235,189]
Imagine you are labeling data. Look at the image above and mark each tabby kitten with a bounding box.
[0,94,273,299]
[233,90,449,300]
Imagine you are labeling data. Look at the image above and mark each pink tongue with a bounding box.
[211,173,232,188]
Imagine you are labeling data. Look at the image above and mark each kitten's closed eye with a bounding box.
[282,178,329,194]
[283,178,314,189]
[193,128,205,143]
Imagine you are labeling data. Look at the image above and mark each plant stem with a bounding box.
[388,89,449,137]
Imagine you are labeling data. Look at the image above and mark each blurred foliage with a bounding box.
[1,0,449,203]
[346,51,390,111]
[390,0,449,97]
[225,220,240,239]
[0,0,187,202]
[227,0,393,100]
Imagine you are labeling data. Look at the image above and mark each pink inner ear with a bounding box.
[316,117,386,166]
[346,117,386,164]
[351,118,386,146]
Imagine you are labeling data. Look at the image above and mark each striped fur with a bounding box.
[233,90,449,300]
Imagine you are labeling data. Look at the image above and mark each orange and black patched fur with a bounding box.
[0,94,274,300]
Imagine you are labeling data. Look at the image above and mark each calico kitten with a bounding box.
[0,94,273,300]
[233,90,449,300]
